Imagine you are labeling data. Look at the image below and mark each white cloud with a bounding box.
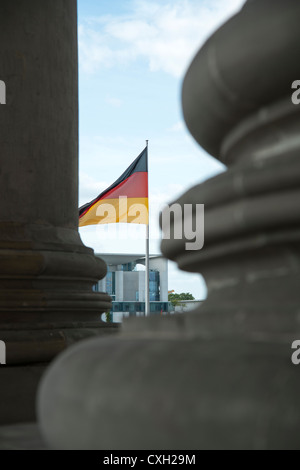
[79,172,110,207]
[79,0,245,77]
[105,95,123,107]
[168,121,185,133]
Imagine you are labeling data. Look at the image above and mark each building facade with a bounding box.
[94,254,169,317]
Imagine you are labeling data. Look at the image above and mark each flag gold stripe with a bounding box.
[79,197,149,227]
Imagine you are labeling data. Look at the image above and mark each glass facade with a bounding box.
[106,270,115,299]
[94,259,167,317]
[122,262,136,272]
[149,271,160,301]
[111,301,171,314]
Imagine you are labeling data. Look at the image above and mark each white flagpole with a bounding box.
[145,140,150,316]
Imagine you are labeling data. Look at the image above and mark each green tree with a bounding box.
[168,292,195,307]
[105,312,112,323]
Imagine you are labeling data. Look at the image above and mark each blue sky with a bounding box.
[77,0,245,299]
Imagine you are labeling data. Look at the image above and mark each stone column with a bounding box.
[38,0,300,450]
[0,0,113,366]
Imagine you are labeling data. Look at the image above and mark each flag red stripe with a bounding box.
[102,171,148,200]
[80,172,148,218]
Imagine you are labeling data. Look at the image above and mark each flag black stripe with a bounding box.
[79,147,148,218]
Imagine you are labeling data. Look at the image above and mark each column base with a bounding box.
[0,222,116,364]
[1,321,118,365]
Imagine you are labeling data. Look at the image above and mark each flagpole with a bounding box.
[145,140,150,317]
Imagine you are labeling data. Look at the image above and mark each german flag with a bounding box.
[79,147,148,227]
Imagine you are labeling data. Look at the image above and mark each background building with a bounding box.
[95,254,169,319]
